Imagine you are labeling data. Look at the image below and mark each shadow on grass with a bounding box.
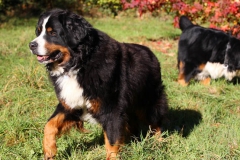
[164,108,202,137]
[134,108,202,138]
[60,108,202,158]
[61,131,105,158]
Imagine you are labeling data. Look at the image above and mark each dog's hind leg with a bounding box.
[102,116,127,160]
[104,131,123,160]
[148,92,168,141]
[178,61,189,86]
[196,63,211,85]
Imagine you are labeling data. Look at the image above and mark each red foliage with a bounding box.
[121,0,240,38]
[122,0,167,16]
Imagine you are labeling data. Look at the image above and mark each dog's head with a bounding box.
[224,37,240,72]
[29,9,92,66]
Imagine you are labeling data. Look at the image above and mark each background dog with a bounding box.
[29,9,168,160]
[177,16,240,86]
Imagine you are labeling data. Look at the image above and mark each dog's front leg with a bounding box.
[43,103,83,160]
[43,111,65,160]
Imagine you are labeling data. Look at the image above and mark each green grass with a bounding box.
[0,15,240,160]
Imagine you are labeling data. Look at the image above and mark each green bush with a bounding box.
[98,0,122,16]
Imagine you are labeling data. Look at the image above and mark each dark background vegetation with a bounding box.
[1,0,240,38]
[0,0,88,18]
[0,0,122,20]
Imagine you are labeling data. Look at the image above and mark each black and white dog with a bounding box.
[177,16,240,86]
[29,9,168,160]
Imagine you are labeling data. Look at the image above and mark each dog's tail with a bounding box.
[179,16,193,31]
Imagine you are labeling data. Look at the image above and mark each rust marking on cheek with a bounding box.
[45,43,71,65]
[45,43,67,53]
[59,47,71,66]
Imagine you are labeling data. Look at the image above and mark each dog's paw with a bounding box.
[44,153,56,160]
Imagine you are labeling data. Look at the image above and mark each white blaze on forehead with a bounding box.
[31,16,50,55]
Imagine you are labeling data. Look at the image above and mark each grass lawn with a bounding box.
[0,15,240,159]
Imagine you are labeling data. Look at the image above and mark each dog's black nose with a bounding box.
[29,42,38,50]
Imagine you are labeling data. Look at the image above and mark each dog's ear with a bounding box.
[227,31,232,37]
[58,10,92,45]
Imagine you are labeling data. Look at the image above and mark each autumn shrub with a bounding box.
[121,0,240,38]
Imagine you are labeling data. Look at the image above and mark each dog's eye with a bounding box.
[46,27,56,36]
[48,31,57,36]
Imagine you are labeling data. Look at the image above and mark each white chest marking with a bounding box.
[195,62,238,81]
[57,73,85,109]
[56,71,97,124]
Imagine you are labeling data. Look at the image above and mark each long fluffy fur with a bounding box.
[29,9,168,159]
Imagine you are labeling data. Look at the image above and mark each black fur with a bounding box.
[29,9,168,159]
[225,38,240,72]
[177,16,240,85]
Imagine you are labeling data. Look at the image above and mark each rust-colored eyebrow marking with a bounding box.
[47,27,53,32]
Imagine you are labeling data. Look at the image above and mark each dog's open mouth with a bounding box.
[37,51,62,64]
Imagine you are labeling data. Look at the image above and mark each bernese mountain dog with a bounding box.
[177,16,240,86]
[29,9,168,160]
